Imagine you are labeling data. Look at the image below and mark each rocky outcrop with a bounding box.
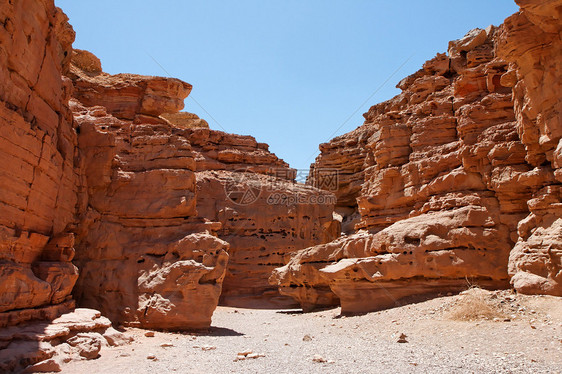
[0,308,131,373]
[68,47,339,320]
[272,206,512,313]
[0,0,81,325]
[196,169,339,307]
[69,68,230,329]
[272,0,562,312]
[308,126,375,233]
[68,53,191,122]
[0,0,339,330]
[161,112,209,129]
[496,0,562,296]
[181,128,339,306]
[2,0,559,349]
[0,2,135,369]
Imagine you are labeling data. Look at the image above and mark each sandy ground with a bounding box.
[61,291,562,373]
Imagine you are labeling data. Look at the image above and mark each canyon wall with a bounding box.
[68,50,339,321]
[496,0,562,296]
[271,0,562,313]
[196,168,338,307]
[0,0,339,331]
[184,127,339,306]
[68,58,230,330]
[70,51,340,309]
[1,0,559,339]
[0,0,80,326]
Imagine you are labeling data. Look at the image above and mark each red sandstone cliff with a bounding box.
[0,0,80,326]
[271,0,562,313]
[0,0,339,334]
[183,124,339,306]
[496,0,562,297]
[70,96,230,330]
[0,2,131,371]
[67,49,340,319]
[0,0,559,360]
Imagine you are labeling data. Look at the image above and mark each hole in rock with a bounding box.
[404,236,421,245]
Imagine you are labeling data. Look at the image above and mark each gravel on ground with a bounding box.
[60,291,562,373]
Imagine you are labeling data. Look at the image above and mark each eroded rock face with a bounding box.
[160,112,209,129]
[176,127,339,306]
[0,308,132,373]
[197,170,339,307]
[68,60,192,122]
[0,0,80,324]
[3,0,559,339]
[308,126,374,234]
[272,207,512,313]
[68,50,338,319]
[272,0,562,312]
[70,96,230,329]
[496,0,562,296]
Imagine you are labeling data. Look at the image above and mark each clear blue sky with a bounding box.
[56,0,519,170]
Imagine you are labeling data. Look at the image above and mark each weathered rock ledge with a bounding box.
[271,0,562,313]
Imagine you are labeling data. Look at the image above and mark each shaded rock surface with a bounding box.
[496,0,562,296]
[271,0,562,313]
[160,112,209,129]
[196,170,339,307]
[181,127,340,306]
[68,48,339,319]
[0,0,339,334]
[0,0,80,325]
[0,308,131,373]
[68,56,191,122]
[2,2,561,366]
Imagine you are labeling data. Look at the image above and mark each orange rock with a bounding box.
[0,308,128,372]
[197,170,339,307]
[0,0,80,321]
[496,0,562,296]
[68,56,192,121]
[272,1,562,311]
[69,98,230,329]
[160,112,209,129]
[2,0,560,334]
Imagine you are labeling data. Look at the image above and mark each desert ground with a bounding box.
[61,289,562,373]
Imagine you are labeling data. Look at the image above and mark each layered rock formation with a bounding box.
[0,308,131,373]
[2,0,560,355]
[196,169,338,307]
[68,63,230,330]
[0,0,81,325]
[176,127,339,306]
[496,0,562,296]
[69,50,339,319]
[308,126,374,233]
[0,0,339,335]
[271,0,562,313]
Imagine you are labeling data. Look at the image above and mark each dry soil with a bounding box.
[60,290,562,373]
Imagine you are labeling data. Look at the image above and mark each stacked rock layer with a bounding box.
[0,0,80,326]
[0,0,559,347]
[271,0,562,314]
[0,0,339,333]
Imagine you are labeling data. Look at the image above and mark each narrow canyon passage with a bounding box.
[0,0,561,372]
[60,293,562,373]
